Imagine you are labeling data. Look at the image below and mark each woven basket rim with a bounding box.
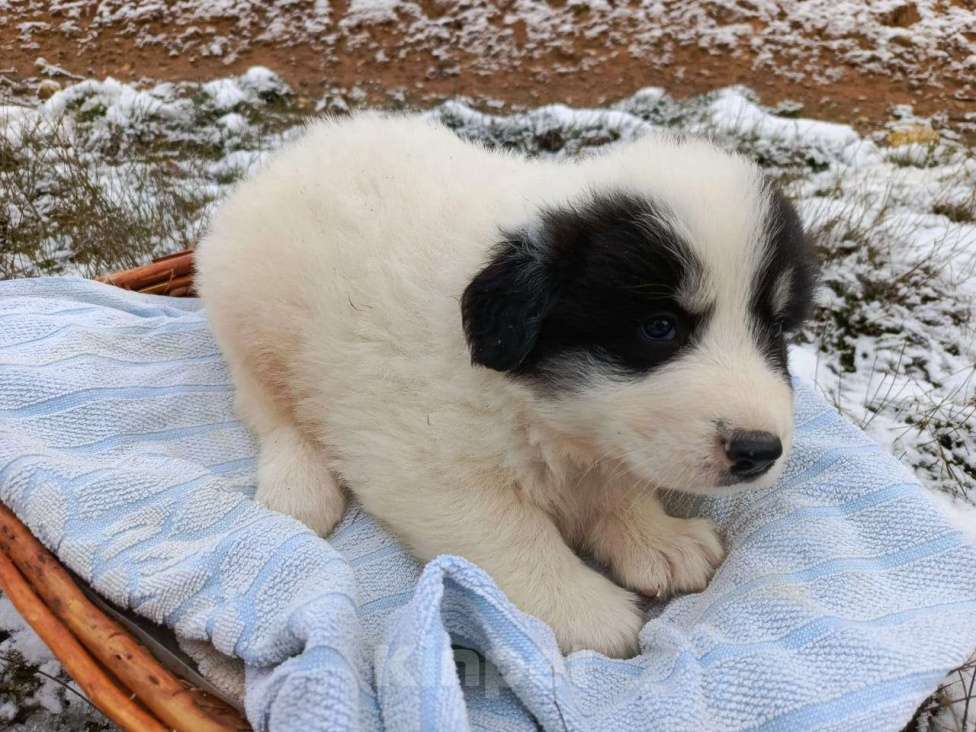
[97,248,196,297]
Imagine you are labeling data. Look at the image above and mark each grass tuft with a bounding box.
[906,656,976,732]
[932,194,976,225]
[1,110,210,279]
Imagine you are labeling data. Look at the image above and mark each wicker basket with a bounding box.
[0,249,251,731]
[96,249,196,297]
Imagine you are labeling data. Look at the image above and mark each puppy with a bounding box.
[196,113,817,658]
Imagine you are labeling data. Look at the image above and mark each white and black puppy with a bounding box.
[196,113,817,658]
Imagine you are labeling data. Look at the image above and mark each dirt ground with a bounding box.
[2,1,975,137]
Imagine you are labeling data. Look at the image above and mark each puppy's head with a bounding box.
[462,143,817,494]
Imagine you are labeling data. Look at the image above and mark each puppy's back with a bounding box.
[196,114,538,444]
[201,114,492,301]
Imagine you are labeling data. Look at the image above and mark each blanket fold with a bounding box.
[0,278,973,731]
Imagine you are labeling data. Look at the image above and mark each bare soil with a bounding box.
[2,1,975,135]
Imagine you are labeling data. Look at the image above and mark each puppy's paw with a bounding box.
[546,574,645,658]
[613,517,725,597]
[256,426,346,536]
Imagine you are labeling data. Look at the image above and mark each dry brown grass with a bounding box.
[0,107,210,279]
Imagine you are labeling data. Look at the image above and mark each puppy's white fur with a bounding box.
[196,114,791,657]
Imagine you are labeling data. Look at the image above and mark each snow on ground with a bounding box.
[1,68,974,728]
[4,1,975,100]
[0,597,110,729]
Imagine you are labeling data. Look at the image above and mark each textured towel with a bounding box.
[0,277,974,731]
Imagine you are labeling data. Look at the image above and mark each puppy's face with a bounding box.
[462,167,817,494]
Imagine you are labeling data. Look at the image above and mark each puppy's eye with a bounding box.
[641,315,677,342]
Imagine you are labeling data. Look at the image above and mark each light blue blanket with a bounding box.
[1,277,974,731]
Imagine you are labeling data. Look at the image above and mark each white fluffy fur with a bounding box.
[196,113,793,658]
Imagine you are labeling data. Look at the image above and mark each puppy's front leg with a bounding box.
[585,488,725,598]
[368,486,645,658]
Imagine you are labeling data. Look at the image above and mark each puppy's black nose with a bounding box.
[725,431,782,479]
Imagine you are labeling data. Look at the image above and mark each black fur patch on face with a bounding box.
[750,186,819,378]
[462,191,709,388]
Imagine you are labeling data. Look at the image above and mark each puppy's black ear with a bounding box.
[766,186,820,326]
[462,233,555,372]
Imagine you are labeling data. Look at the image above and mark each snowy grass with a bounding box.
[1,66,308,279]
[1,69,974,730]
[911,656,976,732]
[0,111,208,279]
[0,601,110,730]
